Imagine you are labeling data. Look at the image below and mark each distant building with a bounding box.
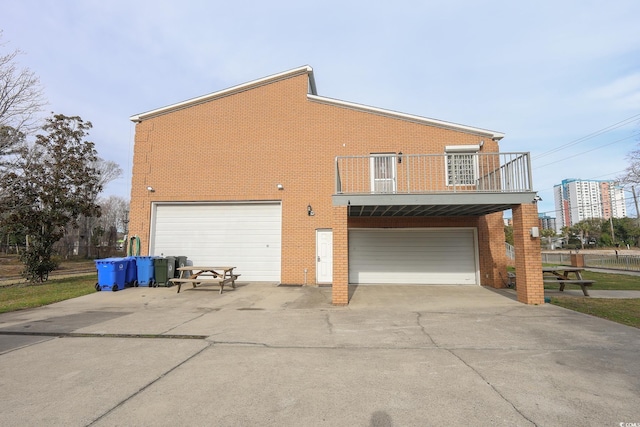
[554,178,626,232]
[538,214,556,232]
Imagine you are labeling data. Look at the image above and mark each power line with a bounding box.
[534,131,640,169]
[532,113,640,160]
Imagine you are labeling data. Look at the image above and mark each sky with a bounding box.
[2,0,640,219]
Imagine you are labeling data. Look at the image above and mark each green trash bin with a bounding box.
[173,256,188,278]
[153,256,175,287]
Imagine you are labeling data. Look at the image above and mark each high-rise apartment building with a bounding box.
[538,214,556,231]
[554,179,626,232]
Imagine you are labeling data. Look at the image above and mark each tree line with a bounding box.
[0,33,128,282]
[505,217,640,250]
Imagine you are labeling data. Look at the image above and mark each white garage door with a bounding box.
[150,203,281,282]
[349,228,478,285]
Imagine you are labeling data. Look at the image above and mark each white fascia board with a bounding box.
[130,65,314,122]
[445,144,481,152]
[307,94,505,140]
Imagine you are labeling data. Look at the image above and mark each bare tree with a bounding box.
[78,159,124,256]
[98,196,129,231]
[0,32,46,135]
[0,32,46,191]
[93,158,123,189]
[621,148,640,185]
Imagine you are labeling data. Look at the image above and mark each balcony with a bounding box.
[333,152,537,217]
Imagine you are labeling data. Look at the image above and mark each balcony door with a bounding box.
[370,153,397,193]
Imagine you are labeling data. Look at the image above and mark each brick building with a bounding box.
[128,66,543,305]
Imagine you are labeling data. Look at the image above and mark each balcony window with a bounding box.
[445,145,480,186]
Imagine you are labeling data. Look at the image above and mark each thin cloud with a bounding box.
[588,73,640,110]
[1,0,639,217]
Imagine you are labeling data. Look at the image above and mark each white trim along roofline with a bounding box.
[129,65,316,122]
[308,95,504,140]
[129,65,505,141]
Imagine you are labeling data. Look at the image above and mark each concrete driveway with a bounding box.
[0,283,639,426]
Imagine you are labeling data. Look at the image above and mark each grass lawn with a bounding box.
[544,269,640,291]
[550,297,640,329]
[540,267,640,328]
[0,275,96,314]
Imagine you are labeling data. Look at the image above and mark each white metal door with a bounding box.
[316,229,333,283]
[349,228,478,285]
[150,202,282,282]
[370,154,396,193]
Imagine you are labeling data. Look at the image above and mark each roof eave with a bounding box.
[307,94,504,140]
[130,65,315,123]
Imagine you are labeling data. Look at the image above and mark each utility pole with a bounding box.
[633,186,640,228]
[609,216,615,243]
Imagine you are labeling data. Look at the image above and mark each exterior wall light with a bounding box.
[277,184,284,190]
[307,204,315,216]
[147,186,155,192]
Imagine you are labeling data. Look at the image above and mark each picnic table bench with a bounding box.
[542,266,595,296]
[169,266,240,294]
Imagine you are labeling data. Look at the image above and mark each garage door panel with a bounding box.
[349,229,477,285]
[151,203,281,282]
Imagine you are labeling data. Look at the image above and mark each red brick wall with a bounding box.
[512,203,544,304]
[477,212,508,288]
[129,72,504,287]
[332,206,349,305]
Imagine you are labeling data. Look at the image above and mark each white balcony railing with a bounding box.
[335,152,533,194]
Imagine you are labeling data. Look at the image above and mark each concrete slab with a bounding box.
[92,346,530,427]
[0,311,131,334]
[455,347,640,424]
[0,337,208,426]
[0,334,55,354]
[0,283,638,426]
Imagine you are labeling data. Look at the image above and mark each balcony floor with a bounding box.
[333,192,537,217]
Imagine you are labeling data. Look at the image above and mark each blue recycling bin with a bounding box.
[134,256,156,287]
[123,256,137,287]
[95,258,127,292]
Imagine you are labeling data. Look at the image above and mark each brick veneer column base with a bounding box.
[478,212,508,288]
[512,203,544,305]
[332,206,349,305]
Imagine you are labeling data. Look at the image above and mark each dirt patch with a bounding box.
[0,255,96,284]
[0,256,23,277]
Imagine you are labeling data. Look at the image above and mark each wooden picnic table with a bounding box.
[169,266,239,294]
[542,266,595,296]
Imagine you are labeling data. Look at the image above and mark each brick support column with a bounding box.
[332,206,349,305]
[512,203,544,305]
[478,212,508,288]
